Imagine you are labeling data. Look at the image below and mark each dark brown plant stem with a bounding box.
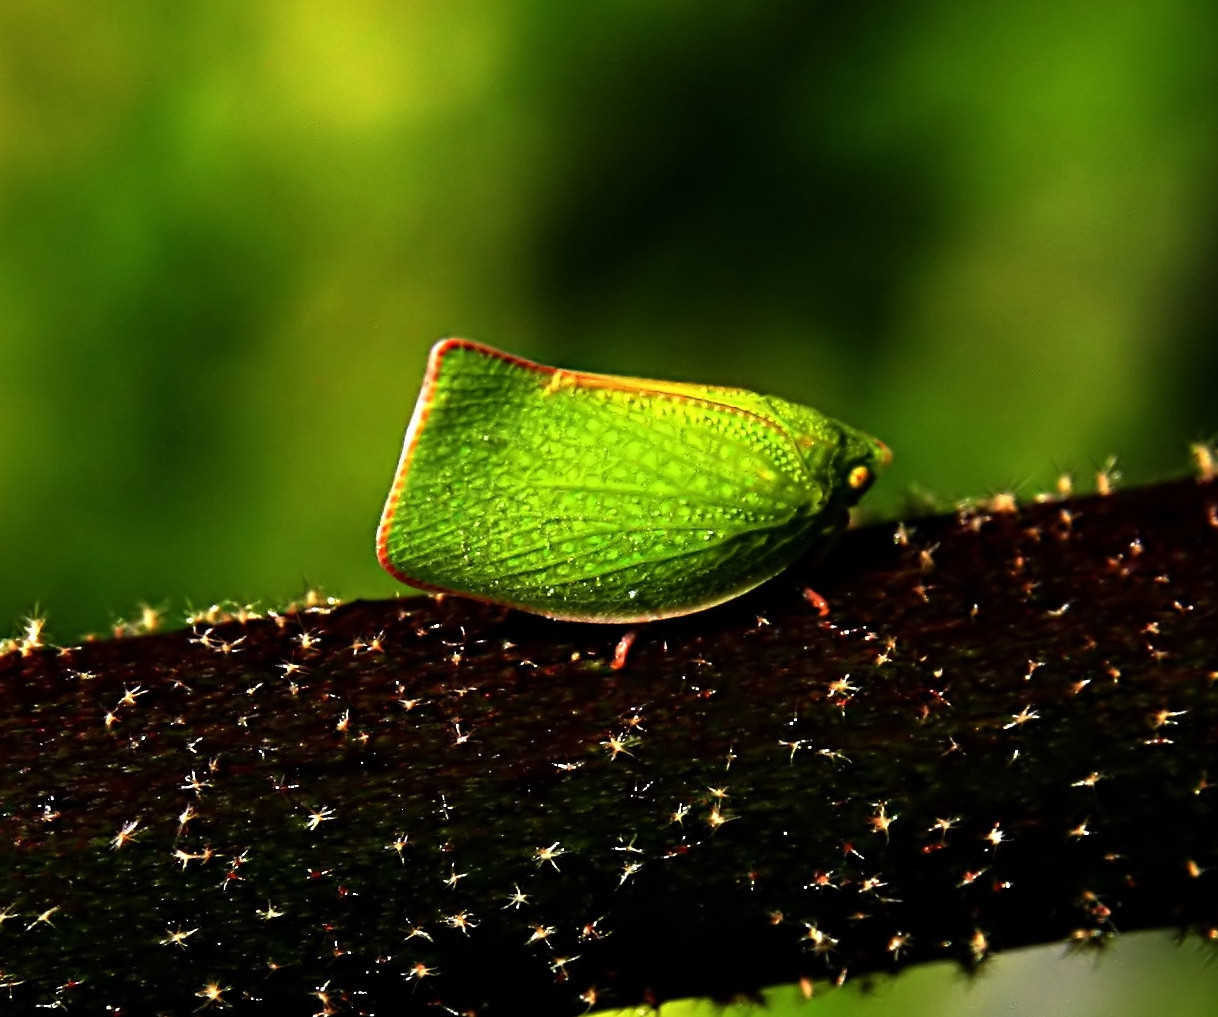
[2,479,1217,1015]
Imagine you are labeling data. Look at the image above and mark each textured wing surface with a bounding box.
[380,344,842,620]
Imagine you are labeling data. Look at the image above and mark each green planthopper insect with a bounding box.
[376,339,890,623]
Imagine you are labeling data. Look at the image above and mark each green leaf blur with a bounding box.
[3,3,1215,639]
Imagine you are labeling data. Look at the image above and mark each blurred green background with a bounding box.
[2,2,1216,1013]
[3,2,1216,640]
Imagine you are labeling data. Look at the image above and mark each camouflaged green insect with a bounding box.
[377,339,889,623]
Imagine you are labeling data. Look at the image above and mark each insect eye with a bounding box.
[848,465,872,491]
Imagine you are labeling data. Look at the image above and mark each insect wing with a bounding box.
[377,341,833,622]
